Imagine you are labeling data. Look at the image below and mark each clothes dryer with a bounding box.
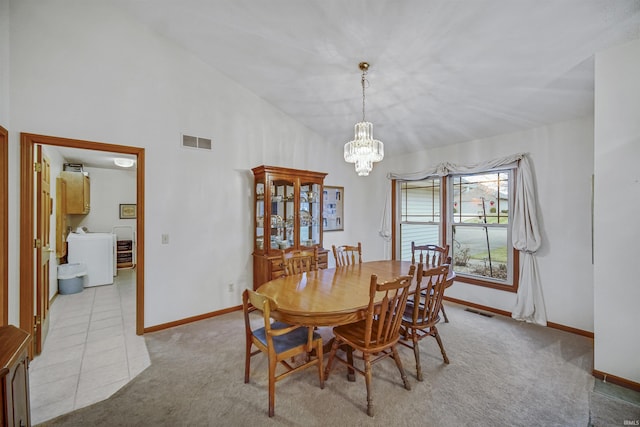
[66,232,115,287]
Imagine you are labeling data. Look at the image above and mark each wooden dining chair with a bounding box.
[332,242,362,266]
[399,263,450,382]
[410,242,452,323]
[324,273,413,417]
[410,242,450,266]
[242,289,324,417]
[281,247,318,276]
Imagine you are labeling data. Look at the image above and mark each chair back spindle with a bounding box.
[410,242,449,267]
[332,242,362,267]
[410,264,449,325]
[366,274,412,348]
[281,248,319,276]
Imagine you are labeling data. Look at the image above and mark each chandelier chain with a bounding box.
[361,68,367,122]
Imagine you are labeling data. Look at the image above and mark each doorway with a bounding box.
[19,133,145,357]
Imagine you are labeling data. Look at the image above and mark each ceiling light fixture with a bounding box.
[344,61,384,176]
[114,158,135,168]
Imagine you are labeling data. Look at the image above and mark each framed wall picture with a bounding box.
[119,204,137,219]
[323,186,343,231]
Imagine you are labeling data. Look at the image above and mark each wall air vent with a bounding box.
[182,134,212,151]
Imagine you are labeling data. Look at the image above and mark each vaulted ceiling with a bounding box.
[66,0,640,168]
[113,0,640,157]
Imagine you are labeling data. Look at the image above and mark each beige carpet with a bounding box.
[37,303,637,426]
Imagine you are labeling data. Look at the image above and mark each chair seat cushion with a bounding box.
[253,322,320,354]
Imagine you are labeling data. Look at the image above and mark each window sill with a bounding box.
[454,274,518,293]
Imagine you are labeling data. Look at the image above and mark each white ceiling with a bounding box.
[53,147,137,171]
[63,0,640,167]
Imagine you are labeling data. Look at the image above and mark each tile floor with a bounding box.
[29,268,150,425]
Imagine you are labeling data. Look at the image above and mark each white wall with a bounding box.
[323,164,391,268]
[7,1,367,327]
[69,166,137,233]
[378,116,595,332]
[594,39,640,383]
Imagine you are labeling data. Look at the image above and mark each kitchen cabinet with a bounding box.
[60,171,90,214]
[252,165,328,289]
[0,325,31,427]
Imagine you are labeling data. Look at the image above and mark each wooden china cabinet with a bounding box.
[252,165,329,289]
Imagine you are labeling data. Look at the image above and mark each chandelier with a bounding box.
[344,61,384,176]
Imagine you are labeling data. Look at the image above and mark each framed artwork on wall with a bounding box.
[119,204,137,219]
[323,186,343,231]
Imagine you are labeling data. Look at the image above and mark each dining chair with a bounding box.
[332,242,362,266]
[324,273,413,417]
[281,247,319,276]
[399,263,450,382]
[242,289,324,417]
[410,242,452,323]
[410,242,450,266]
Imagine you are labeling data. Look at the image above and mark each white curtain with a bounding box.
[379,188,392,242]
[384,153,547,325]
[379,189,393,259]
[510,155,546,325]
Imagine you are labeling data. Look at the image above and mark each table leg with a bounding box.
[324,337,356,381]
[346,346,356,382]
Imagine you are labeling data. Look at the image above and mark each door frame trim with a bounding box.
[0,126,7,326]
[20,133,146,340]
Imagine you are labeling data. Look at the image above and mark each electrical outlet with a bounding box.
[228,283,234,292]
[161,234,169,244]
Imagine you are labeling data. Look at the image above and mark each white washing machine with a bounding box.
[66,232,115,287]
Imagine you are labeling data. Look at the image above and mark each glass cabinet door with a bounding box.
[299,181,321,247]
[255,181,265,252]
[270,178,294,250]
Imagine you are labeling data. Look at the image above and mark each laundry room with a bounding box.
[24,141,148,422]
[43,145,137,299]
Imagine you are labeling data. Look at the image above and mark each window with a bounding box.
[395,169,518,291]
[450,171,516,287]
[398,178,442,261]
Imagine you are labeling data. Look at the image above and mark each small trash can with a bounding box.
[57,263,87,295]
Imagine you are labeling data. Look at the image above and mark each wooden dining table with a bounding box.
[256,260,419,327]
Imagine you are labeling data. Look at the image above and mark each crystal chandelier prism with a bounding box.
[344,62,384,176]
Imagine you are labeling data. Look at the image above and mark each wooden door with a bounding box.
[34,146,52,355]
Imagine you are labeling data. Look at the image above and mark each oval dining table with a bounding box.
[257,259,454,381]
[256,260,419,328]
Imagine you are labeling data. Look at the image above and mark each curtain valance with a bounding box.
[386,153,523,180]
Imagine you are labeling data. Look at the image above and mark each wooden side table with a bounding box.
[0,325,32,427]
